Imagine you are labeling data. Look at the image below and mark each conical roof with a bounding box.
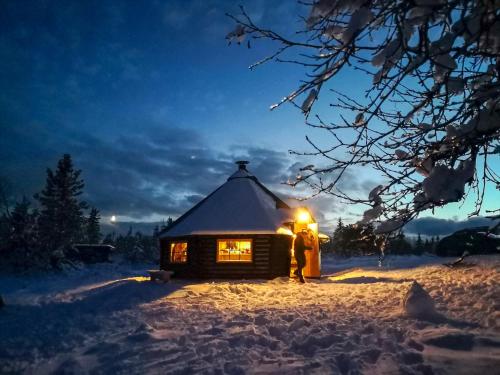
[160,162,293,237]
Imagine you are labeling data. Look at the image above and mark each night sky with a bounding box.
[1,1,497,234]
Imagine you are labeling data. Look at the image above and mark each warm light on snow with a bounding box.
[1,255,500,373]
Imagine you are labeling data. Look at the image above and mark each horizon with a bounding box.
[102,213,493,238]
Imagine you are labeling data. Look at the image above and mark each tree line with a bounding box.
[321,218,440,257]
[0,154,167,271]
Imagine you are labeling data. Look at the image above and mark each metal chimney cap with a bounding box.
[235,160,249,170]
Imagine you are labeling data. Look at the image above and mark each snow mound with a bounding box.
[402,280,438,320]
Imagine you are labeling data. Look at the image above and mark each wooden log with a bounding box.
[148,270,174,282]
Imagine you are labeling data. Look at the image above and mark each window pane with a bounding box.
[170,242,187,263]
[217,240,252,262]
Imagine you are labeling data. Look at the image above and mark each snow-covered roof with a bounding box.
[160,162,294,238]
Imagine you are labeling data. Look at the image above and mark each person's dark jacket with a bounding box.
[295,233,312,267]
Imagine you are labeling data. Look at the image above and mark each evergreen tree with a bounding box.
[0,177,14,249]
[0,177,13,219]
[35,154,88,253]
[386,231,413,255]
[160,217,174,232]
[415,234,424,255]
[424,238,431,251]
[429,237,436,252]
[86,207,101,244]
[332,223,380,256]
[337,217,343,231]
[8,198,38,249]
[331,217,347,255]
[1,197,39,269]
[102,232,116,246]
[112,227,158,263]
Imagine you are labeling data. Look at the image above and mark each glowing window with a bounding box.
[170,242,187,263]
[217,239,252,262]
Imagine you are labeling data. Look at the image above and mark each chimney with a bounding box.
[235,160,249,171]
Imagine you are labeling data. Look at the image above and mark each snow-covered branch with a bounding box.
[228,0,500,232]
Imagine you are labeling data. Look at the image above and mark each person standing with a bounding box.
[294,229,312,283]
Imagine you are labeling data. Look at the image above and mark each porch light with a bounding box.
[296,209,311,223]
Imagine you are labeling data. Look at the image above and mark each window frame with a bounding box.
[216,238,253,263]
[169,241,188,264]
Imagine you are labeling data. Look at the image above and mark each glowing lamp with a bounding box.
[296,209,311,223]
[110,215,116,223]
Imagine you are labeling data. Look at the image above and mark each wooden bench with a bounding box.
[148,270,174,282]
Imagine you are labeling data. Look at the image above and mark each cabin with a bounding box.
[158,161,322,279]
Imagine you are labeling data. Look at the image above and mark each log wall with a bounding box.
[159,234,292,279]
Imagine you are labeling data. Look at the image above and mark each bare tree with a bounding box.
[228,0,500,233]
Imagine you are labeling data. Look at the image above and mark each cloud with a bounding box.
[0,120,294,218]
[0,0,385,230]
[1,116,372,233]
[404,216,492,236]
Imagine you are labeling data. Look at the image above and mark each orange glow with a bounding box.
[170,242,188,263]
[296,209,311,223]
[276,227,294,236]
[217,239,252,262]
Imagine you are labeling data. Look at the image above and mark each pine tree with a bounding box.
[415,234,424,255]
[424,238,431,251]
[432,236,440,253]
[0,177,13,219]
[86,207,101,244]
[337,217,343,230]
[331,217,345,255]
[430,237,436,249]
[102,232,116,245]
[386,231,413,255]
[2,197,39,269]
[36,154,88,253]
[160,217,174,232]
[332,223,380,256]
[8,198,37,248]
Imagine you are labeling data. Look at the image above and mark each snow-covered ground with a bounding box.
[1,255,499,374]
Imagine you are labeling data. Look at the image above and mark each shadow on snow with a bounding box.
[0,278,184,361]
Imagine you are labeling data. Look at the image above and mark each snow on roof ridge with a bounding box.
[160,163,292,238]
[227,168,255,181]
